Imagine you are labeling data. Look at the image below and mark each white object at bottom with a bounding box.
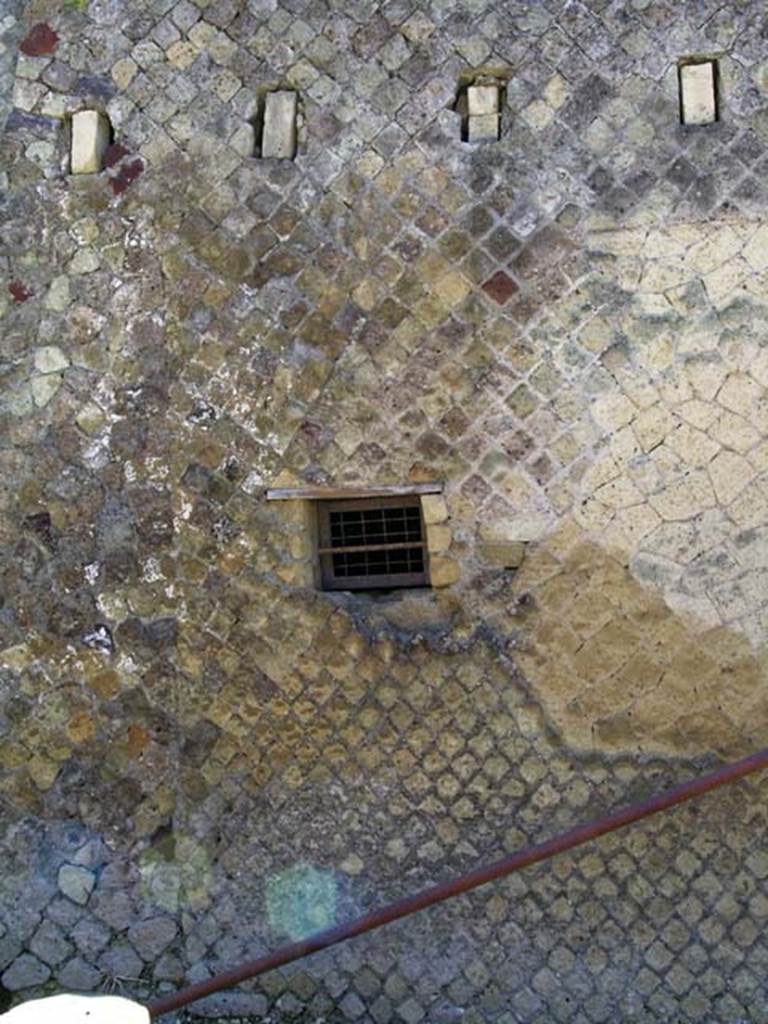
[1,994,150,1024]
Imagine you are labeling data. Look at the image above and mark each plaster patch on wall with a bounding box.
[572,217,768,649]
[589,216,768,312]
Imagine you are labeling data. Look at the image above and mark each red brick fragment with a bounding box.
[9,281,31,303]
[110,158,144,195]
[121,159,144,185]
[104,143,129,169]
[20,22,59,57]
[482,270,519,305]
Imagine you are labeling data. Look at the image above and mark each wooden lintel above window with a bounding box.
[266,482,444,501]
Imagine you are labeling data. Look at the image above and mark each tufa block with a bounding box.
[679,61,716,125]
[70,110,111,174]
[467,84,499,115]
[467,113,499,142]
[479,542,526,569]
[261,91,297,159]
[426,523,452,553]
[428,555,460,588]
[420,494,449,524]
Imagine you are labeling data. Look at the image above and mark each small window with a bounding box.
[316,496,429,591]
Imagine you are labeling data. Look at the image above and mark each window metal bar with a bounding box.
[266,483,443,500]
[317,495,429,590]
[318,542,427,555]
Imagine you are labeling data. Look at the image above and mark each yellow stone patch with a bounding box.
[67,712,96,745]
[434,271,471,306]
[429,555,460,587]
[521,98,555,129]
[512,526,768,756]
[166,40,198,69]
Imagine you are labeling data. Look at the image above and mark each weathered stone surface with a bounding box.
[29,920,73,966]
[98,944,143,981]
[187,993,268,1018]
[43,275,70,312]
[467,113,498,142]
[126,917,177,960]
[0,934,23,972]
[58,866,95,906]
[420,495,449,525]
[57,958,102,992]
[30,375,61,407]
[75,403,106,435]
[428,555,460,587]
[33,346,69,374]
[70,918,111,961]
[1,954,50,991]
[479,541,525,568]
[425,523,451,553]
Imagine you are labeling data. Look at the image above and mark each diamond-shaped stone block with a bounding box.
[482,270,518,304]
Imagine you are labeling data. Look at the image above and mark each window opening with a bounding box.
[317,496,429,591]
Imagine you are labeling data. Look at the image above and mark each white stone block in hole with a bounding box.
[467,113,499,142]
[1,994,149,1024]
[467,84,499,115]
[261,90,297,159]
[71,110,111,174]
[680,61,716,125]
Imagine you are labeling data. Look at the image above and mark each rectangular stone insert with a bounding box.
[261,91,297,159]
[70,110,111,174]
[468,113,499,142]
[463,80,501,142]
[467,85,499,115]
[679,61,717,125]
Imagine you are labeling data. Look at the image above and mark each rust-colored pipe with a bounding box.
[147,747,768,1018]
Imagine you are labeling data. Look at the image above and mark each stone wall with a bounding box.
[2,0,768,1020]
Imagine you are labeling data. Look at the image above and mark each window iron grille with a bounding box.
[317,496,429,590]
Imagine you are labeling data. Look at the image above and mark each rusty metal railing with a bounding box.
[147,747,768,1018]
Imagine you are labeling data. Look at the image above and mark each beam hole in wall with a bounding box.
[678,57,720,126]
[454,70,508,143]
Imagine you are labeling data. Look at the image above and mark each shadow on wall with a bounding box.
[509,523,768,758]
